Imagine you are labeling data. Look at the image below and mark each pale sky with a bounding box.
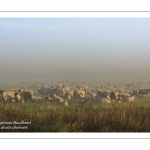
[0,18,150,83]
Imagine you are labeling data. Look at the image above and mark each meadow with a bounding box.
[0,96,149,132]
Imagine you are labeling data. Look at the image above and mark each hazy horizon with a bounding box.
[0,18,150,83]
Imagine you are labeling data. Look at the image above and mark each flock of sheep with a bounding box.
[0,80,150,106]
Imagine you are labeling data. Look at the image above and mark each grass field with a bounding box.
[0,96,149,132]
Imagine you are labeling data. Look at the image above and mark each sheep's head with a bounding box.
[106,96,111,100]
[0,90,5,94]
[18,89,23,93]
[50,94,56,97]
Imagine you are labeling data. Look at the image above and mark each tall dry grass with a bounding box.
[0,98,149,132]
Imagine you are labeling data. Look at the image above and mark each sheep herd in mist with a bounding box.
[0,80,150,106]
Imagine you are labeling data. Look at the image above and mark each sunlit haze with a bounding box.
[0,18,150,83]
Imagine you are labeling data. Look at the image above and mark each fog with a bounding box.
[0,18,150,83]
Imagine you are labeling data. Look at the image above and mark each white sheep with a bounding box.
[50,94,65,103]
[45,96,52,101]
[73,89,86,100]
[96,95,111,103]
[0,90,24,104]
[123,96,135,102]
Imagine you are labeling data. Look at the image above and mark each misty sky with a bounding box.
[0,18,150,83]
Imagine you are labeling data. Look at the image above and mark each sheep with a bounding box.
[65,90,74,98]
[73,89,86,100]
[0,90,15,104]
[97,89,110,98]
[37,86,56,95]
[18,89,33,102]
[54,87,66,96]
[86,93,97,101]
[138,94,147,98]
[37,86,49,95]
[129,89,150,98]
[50,94,65,103]
[4,91,16,103]
[118,92,131,99]
[58,92,71,101]
[96,95,111,103]
[0,90,8,104]
[129,90,138,96]
[110,91,119,101]
[14,92,24,103]
[45,96,52,101]
[37,86,44,94]
[62,85,70,93]
[123,96,135,102]
[61,93,71,100]
[49,94,69,106]
[137,89,150,98]
[91,93,97,99]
